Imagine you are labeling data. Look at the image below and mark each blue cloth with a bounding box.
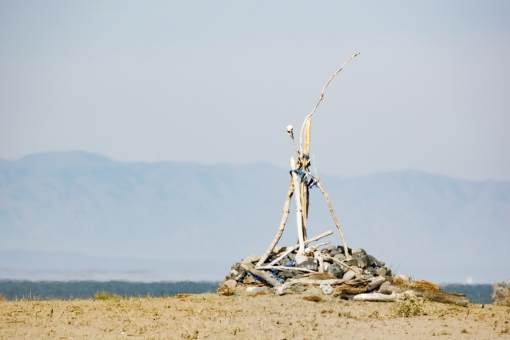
[268,273,285,284]
[284,259,296,267]
[291,169,318,190]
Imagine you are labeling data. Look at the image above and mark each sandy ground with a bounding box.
[1,289,509,340]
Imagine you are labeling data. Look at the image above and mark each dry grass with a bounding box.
[411,280,441,292]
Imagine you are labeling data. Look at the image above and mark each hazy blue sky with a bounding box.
[1,1,509,181]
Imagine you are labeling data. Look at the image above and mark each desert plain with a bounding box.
[1,289,509,340]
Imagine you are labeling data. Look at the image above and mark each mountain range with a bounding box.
[1,151,508,283]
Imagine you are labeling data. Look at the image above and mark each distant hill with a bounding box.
[1,151,509,283]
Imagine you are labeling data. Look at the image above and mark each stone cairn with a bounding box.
[218,54,469,306]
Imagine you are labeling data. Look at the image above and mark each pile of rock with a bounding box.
[218,244,470,306]
[220,244,392,296]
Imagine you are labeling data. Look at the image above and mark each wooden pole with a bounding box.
[317,180,351,260]
[255,178,294,267]
[290,156,305,256]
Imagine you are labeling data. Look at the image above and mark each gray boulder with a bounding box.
[327,263,345,278]
[297,259,318,271]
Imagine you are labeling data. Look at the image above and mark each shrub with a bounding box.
[94,290,120,300]
[492,281,510,307]
[393,291,424,317]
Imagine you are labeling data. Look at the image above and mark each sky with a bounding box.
[1,1,509,181]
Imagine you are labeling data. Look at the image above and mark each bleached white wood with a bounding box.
[315,251,324,273]
[256,178,294,267]
[367,277,386,291]
[290,156,305,256]
[352,293,396,302]
[261,230,333,268]
[317,181,351,259]
[299,53,361,152]
[258,266,314,273]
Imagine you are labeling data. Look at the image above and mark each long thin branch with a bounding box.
[299,53,360,152]
[317,180,351,260]
[256,178,294,267]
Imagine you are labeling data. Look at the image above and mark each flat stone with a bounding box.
[352,248,367,257]
[376,267,387,277]
[355,255,369,269]
[326,245,336,251]
[329,250,340,256]
[224,279,237,289]
[327,263,345,278]
[343,270,356,281]
[333,254,346,261]
[336,246,352,254]
[295,254,309,265]
[367,255,378,266]
[291,285,307,292]
[230,269,239,276]
[364,267,376,275]
[297,259,318,271]
[306,287,322,295]
[320,283,333,295]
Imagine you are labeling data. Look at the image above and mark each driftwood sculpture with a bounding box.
[222,55,467,306]
[256,53,360,268]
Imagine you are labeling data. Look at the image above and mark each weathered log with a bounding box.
[262,230,333,267]
[379,284,469,306]
[353,293,396,302]
[288,278,345,285]
[257,266,314,273]
[336,279,370,295]
[274,278,346,296]
[367,277,386,291]
[255,178,294,267]
[240,264,281,287]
